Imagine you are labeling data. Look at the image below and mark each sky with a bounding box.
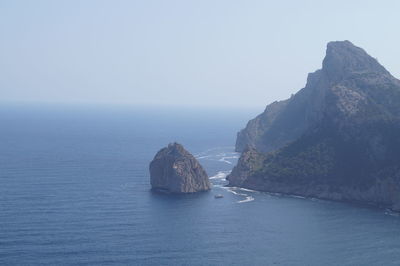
[1,0,400,108]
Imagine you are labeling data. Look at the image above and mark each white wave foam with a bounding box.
[194,146,236,157]
[224,188,240,195]
[218,157,233,164]
[195,148,239,165]
[238,188,257,193]
[221,186,255,203]
[238,196,255,203]
[209,171,231,179]
[291,195,307,199]
[195,147,253,203]
[196,155,212,159]
[384,209,400,216]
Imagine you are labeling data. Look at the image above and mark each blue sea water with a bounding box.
[2,104,400,265]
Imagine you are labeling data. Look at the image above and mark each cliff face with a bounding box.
[235,40,399,153]
[229,41,400,211]
[150,143,211,193]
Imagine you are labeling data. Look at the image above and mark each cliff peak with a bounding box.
[231,41,400,211]
[322,40,389,81]
[166,142,186,155]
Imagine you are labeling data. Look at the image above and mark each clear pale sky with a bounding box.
[1,0,399,108]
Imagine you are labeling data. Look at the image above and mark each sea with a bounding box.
[2,104,400,265]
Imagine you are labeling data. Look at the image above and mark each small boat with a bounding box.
[214,194,224,199]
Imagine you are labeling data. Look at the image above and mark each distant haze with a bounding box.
[1,0,399,108]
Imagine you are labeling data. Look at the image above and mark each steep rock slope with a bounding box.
[229,41,400,210]
[150,143,211,193]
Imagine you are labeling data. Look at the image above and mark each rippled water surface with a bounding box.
[1,105,400,265]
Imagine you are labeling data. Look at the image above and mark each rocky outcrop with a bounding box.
[235,40,399,153]
[149,142,211,193]
[229,40,400,211]
[235,99,289,152]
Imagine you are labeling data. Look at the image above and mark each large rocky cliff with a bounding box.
[229,41,400,211]
[150,143,211,193]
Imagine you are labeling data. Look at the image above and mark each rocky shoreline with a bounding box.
[228,41,400,211]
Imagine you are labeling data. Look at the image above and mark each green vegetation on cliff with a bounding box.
[228,41,400,210]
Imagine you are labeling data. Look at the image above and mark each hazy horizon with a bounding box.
[1,0,400,109]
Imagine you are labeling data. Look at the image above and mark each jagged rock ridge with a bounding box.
[150,142,211,193]
[229,40,400,211]
[236,40,397,153]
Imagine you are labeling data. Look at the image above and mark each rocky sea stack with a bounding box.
[229,40,400,211]
[150,143,211,193]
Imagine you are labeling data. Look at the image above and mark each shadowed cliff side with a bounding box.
[229,41,400,211]
[150,142,211,193]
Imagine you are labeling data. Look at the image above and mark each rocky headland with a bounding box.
[228,40,400,211]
